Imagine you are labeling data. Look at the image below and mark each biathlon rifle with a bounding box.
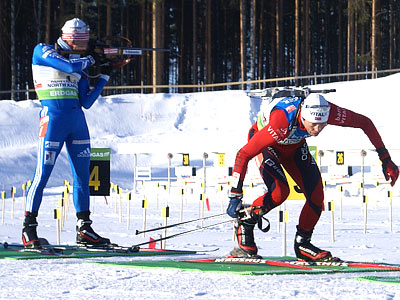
[57,36,172,69]
[247,87,336,101]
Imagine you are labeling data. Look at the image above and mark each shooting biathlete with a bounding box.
[227,89,399,261]
[23,18,113,249]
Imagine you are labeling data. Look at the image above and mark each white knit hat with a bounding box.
[301,93,330,123]
[61,18,90,41]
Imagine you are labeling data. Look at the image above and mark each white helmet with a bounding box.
[61,18,90,41]
[301,93,330,123]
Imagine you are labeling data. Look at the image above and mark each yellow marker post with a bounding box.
[25,181,31,211]
[113,184,119,213]
[218,185,224,213]
[161,206,169,249]
[110,182,114,194]
[142,199,148,237]
[200,193,205,228]
[58,198,64,230]
[388,190,393,232]
[156,183,160,210]
[63,186,70,218]
[22,183,26,210]
[338,185,343,220]
[54,208,61,245]
[328,201,335,242]
[280,204,289,256]
[179,188,184,222]
[363,195,368,234]
[1,191,5,224]
[118,187,122,223]
[11,186,16,219]
[126,192,131,230]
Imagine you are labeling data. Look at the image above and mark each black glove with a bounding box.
[87,47,109,67]
[377,147,399,186]
[226,190,243,218]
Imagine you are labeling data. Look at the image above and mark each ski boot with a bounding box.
[76,211,111,246]
[294,226,336,262]
[22,212,41,249]
[231,207,261,258]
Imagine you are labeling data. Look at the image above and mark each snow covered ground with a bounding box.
[1,75,400,299]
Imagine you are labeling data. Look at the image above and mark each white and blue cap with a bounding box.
[61,18,90,41]
[301,93,330,123]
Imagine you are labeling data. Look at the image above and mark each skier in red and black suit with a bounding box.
[227,91,399,261]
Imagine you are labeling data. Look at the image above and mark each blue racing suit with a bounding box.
[26,42,109,214]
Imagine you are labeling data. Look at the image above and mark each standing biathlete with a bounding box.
[23,18,112,248]
[227,91,399,261]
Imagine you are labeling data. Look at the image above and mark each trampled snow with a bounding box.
[0,75,400,299]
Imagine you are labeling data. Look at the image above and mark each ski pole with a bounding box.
[135,212,226,235]
[131,219,232,249]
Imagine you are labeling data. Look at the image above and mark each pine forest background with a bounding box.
[0,0,399,100]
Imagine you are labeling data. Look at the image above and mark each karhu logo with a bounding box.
[77,147,91,158]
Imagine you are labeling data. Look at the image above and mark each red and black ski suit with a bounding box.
[231,98,386,236]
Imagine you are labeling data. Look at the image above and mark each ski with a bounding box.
[95,255,400,275]
[184,257,315,270]
[280,259,400,270]
[2,242,218,254]
[2,242,135,253]
[0,242,213,260]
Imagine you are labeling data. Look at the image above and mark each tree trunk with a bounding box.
[107,0,112,37]
[152,0,164,93]
[179,0,184,89]
[192,0,197,88]
[75,0,79,16]
[338,0,343,74]
[249,0,256,84]
[152,1,157,93]
[389,0,394,69]
[275,0,283,78]
[205,0,212,85]
[294,0,300,82]
[304,0,310,76]
[258,0,264,85]
[347,0,355,79]
[371,0,377,74]
[45,0,51,44]
[240,0,246,89]
[11,0,16,100]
